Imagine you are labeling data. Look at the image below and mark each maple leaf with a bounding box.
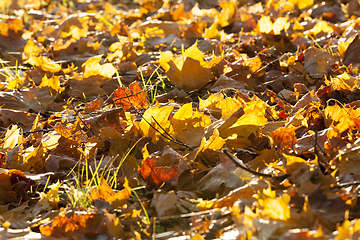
[168,102,212,147]
[39,75,62,92]
[159,42,221,90]
[23,39,43,58]
[24,56,62,73]
[271,126,298,154]
[258,188,290,221]
[257,16,290,35]
[0,169,30,203]
[140,156,179,188]
[90,177,131,208]
[5,0,360,238]
[110,81,150,111]
[218,100,267,139]
[82,56,116,78]
[134,105,174,142]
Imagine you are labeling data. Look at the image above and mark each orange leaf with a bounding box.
[90,177,131,208]
[112,81,150,111]
[271,126,298,153]
[40,211,104,238]
[140,156,179,187]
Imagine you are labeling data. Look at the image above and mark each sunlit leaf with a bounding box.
[24,56,62,73]
[111,81,150,111]
[90,178,131,208]
[219,100,267,139]
[82,56,116,78]
[140,156,179,187]
[39,75,62,92]
[259,188,291,221]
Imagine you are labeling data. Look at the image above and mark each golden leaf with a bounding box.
[82,56,116,78]
[24,56,62,73]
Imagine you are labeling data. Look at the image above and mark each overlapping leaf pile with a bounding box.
[2,0,360,239]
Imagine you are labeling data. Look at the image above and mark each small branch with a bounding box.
[151,116,192,149]
[141,116,192,149]
[223,149,289,181]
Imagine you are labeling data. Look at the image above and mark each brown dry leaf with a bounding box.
[304,48,337,78]
[193,154,237,197]
[0,168,30,204]
[151,191,180,217]
[69,76,107,100]
[343,34,360,65]
[3,0,360,238]
[84,107,125,138]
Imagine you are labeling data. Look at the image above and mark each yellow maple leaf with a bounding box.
[3,125,23,149]
[203,25,219,40]
[283,153,308,174]
[82,56,116,78]
[168,58,212,90]
[258,16,273,34]
[159,42,221,90]
[24,39,43,58]
[289,0,314,9]
[60,26,87,40]
[216,1,236,27]
[134,105,174,142]
[168,103,212,147]
[38,181,61,209]
[219,100,267,139]
[257,16,289,35]
[310,21,338,36]
[39,75,62,92]
[273,17,290,35]
[197,128,225,154]
[259,188,291,221]
[24,56,62,73]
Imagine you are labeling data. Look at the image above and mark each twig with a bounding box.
[151,116,192,149]
[141,116,192,149]
[223,149,289,181]
[331,181,360,189]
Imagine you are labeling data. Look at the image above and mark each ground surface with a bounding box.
[0,0,360,239]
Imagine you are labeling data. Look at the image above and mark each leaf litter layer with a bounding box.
[1,0,360,239]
